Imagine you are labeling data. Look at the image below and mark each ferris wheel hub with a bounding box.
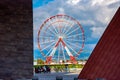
[59,36,63,39]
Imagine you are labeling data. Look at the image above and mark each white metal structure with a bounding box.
[38,14,85,64]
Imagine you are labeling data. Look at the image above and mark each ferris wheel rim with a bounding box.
[38,14,85,58]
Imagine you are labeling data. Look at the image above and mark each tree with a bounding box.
[37,58,44,65]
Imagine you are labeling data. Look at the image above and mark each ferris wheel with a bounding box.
[38,14,85,64]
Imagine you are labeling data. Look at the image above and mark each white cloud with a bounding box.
[90,27,106,38]
[33,0,120,60]
[88,0,119,25]
[67,0,81,5]
[91,0,104,6]
[80,20,95,25]
[58,8,65,14]
[33,0,120,46]
[91,0,120,6]
[86,44,96,50]
[95,5,117,26]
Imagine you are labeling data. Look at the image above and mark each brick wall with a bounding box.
[0,0,33,79]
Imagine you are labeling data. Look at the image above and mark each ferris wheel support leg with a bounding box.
[64,46,77,64]
[46,47,57,64]
[70,56,77,64]
[46,56,52,64]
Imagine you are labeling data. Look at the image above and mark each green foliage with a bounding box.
[34,64,84,68]
[37,59,44,64]
[34,64,83,72]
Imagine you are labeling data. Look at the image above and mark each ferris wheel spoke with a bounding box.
[42,31,55,37]
[57,20,63,34]
[47,25,57,36]
[66,40,80,49]
[45,22,58,35]
[57,21,60,33]
[66,33,83,38]
[54,18,60,33]
[66,27,80,36]
[62,21,70,34]
[61,22,68,34]
[40,40,55,45]
[44,46,53,57]
[61,42,66,62]
[49,21,59,34]
[67,40,81,48]
[41,41,56,51]
[58,44,60,63]
[39,37,55,41]
[64,23,74,34]
[64,41,78,56]
[52,25,59,34]
[54,18,60,34]
[40,36,54,39]
[66,38,84,42]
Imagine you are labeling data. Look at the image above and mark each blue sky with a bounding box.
[33,0,120,61]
